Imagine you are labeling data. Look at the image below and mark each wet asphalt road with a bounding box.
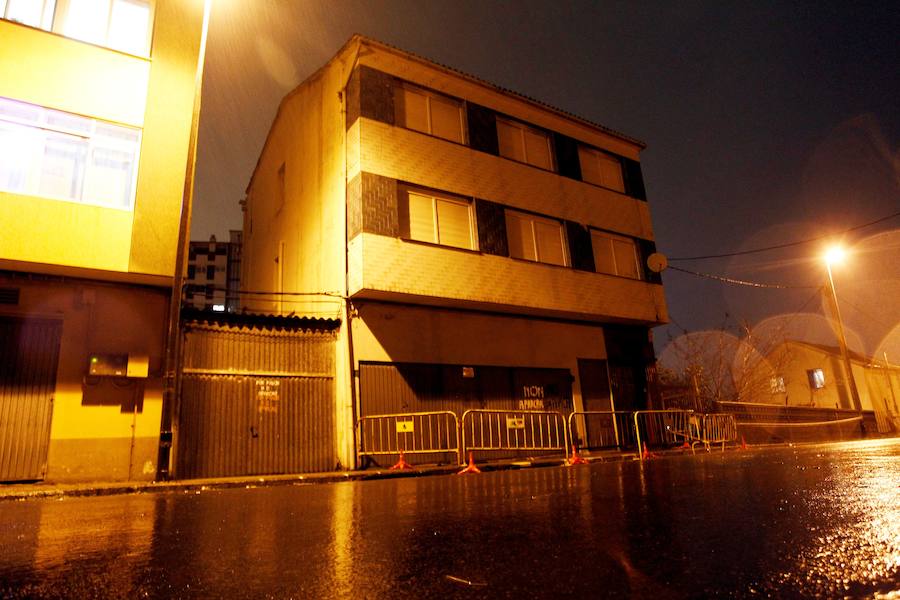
[1,439,898,599]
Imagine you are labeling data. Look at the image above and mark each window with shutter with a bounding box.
[394,84,464,144]
[399,186,475,250]
[591,230,641,279]
[505,209,567,266]
[496,117,554,170]
[578,146,625,192]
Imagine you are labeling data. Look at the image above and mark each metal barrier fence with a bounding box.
[633,410,695,460]
[356,409,743,468]
[356,411,459,465]
[460,409,568,462]
[692,414,738,452]
[567,411,636,450]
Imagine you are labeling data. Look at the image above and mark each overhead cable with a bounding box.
[667,265,820,289]
[669,210,900,261]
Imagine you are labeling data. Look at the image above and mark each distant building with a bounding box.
[240,36,669,468]
[185,230,242,312]
[763,340,899,431]
[0,2,205,482]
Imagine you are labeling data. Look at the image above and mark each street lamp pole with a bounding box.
[158,0,214,480]
[824,248,863,412]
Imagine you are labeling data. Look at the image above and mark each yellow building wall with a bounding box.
[0,20,150,127]
[128,0,205,277]
[0,2,204,482]
[243,52,351,316]
[0,193,133,271]
[349,233,667,324]
[358,44,641,161]
[354,118,654,240]
[3,276,167,482]
[0,0,204,281]
[243,47,357,465]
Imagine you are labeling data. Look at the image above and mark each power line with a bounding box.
[669,210,900,262]
[667,265,820,289]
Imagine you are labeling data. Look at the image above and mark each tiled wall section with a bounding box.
[355,118,654,240]
[348,233,667,324]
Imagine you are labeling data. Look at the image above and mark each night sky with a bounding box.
[192,1,900,359]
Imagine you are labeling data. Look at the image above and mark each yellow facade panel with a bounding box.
[127,0,205,277]
[359,119,652,239]
[0,20,150,127]
[0,192,132,271]
[350,233,667,324]
[358,50,641,159]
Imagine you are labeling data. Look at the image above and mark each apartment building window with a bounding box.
[0,97,141,209]
[578,145,625,192]
[206,265,215,280]
[505,209,567,266]
[187,264,195,279]
[807,368,825,390]
[591,230,640,279]
[399,186,475,250]
[1,0,56,28]
[0,0,152,56]
[496,117,554,171]
[394,84,465,144]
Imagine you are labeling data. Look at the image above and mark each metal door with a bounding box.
[176,322,337,478]
[0,317,62,481]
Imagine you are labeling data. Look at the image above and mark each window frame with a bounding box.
[398,185,477,251]
[1,0,154,58]
[0,96,142,210]
[495,116,556,172]
[578,144,626,193]
[394,83,467,145]
[504,208,569,267]
[806,368,825,390]
[589,228,642,280]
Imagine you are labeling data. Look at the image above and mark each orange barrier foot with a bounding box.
[740,436,749,451]
[390,450,414,470]
[567,444,588,466]
[457,451,481,475]
[681,441,691,451]
[641,442,660,460]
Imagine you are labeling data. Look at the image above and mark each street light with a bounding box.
[823,244,862,411]
[159,0,215,480]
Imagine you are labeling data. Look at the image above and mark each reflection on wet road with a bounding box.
[1,439,898,598]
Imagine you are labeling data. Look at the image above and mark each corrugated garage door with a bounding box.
[359,362,572,464]
[0,317,62,482]
[176,321,337,478]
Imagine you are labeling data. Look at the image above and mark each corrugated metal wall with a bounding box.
[359,362,572,417]
[358,362,572,464]
[176,322,336,478]
[0,317,62,482]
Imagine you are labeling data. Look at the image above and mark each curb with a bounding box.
[0,443,757,502]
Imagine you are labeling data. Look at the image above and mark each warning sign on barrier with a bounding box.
[396,419,415,433]
[506,417,525,429]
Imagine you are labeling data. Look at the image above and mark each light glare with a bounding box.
[824,245,846,266]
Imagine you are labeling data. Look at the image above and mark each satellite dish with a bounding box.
[647,252,668,273]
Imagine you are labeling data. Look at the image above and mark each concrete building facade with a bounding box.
[242,36,668,468]
[185,230,242,312]
[0,1,205,482]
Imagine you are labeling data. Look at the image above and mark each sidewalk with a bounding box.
[0,446,704,502]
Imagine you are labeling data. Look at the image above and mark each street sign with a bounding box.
[506,417,525,429]
[396,419,415,433]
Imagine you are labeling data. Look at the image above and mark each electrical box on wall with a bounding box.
[88,353,149,378]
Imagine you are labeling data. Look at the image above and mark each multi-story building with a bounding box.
[242,36,668,467]
[0,1,205,482]
[184,230,242,312]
